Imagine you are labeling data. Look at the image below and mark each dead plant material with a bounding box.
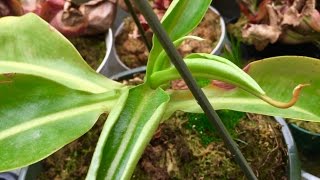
[229,0,320,50]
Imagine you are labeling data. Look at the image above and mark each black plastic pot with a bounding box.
[288,122,320,179]
[288,123,320,154]
[110,66,146,80]
[211,0,240,23]
[274,117,301,180]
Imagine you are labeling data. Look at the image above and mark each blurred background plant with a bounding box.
[229,0,320,50]
[0,0,116,37]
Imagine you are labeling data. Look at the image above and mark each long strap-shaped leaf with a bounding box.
[87,84,169,180]
[146,0,211,76]
[150,55,265,95]
[0,14,122,93]
[165,56,320,121]
[0,75,120,172]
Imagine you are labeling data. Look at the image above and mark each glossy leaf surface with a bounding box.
[150,54,265,95]
[153,36,204,72]
[0,75,120,171]
[87,84,169,180]
[166,56,320,121]
[0,13,122,93]
[146,0,211,77]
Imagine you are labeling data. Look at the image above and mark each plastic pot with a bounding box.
[94,28,114,74]
[288,122,320,179]
[112,6,228,70]
[0,28,113,180]
[301,170,320,180]
[0,168,27,180]
[274,117,301,180]
[288,122,320,154]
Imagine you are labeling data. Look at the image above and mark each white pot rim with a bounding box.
[113,24,131,70]
[96,28,113,72]
[208,6,227,55]
[114,6,227,70]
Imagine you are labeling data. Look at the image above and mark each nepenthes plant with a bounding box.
[229,0,320,50]
[0,0,320,179]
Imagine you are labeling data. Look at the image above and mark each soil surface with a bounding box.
[132,113,287,180]
[37,112,288,180]
[69,34,106,70]
[115,9,221,68]
[37,74,288,180]
[37,114,108,180]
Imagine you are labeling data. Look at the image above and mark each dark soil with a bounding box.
[132,113,287,180]
[37,74,288,180]
[115,9,221,68]
[69,34,106,70]
[37,114,108,180]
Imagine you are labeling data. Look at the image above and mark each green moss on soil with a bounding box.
[132,113,287,179]
[186,110,245,146]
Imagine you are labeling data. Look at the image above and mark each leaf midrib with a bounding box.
[0,100,114,140]
[0,61,107,93]
[106,89,151,177]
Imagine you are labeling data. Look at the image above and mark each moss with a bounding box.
[37,73,287,179]
[186,110,245,146]
[133,113,287,179]
[37,114,108,180]
[68,34,106,70]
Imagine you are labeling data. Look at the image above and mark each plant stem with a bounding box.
[124,0,152,51]
[133,0,257,179]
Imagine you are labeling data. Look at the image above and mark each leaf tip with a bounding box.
[261,83,310,109]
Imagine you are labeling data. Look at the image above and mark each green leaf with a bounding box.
[0,13,122,93]
[153,36,204,71]
[146,0,211,78]
[0,74,120,172]
[87,84,169,180]
[165,56,320,121]
[150,54,265,95]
